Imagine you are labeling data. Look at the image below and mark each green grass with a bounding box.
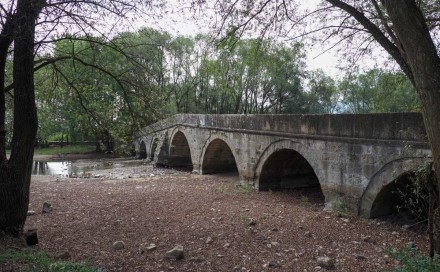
[33,145,96,156]
[0,249,100,272]
[388,246,440,272]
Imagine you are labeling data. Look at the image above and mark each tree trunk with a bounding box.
[0,0,41,235]
[383,0,440,254]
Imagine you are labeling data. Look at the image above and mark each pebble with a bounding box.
[27,210,36,216]
[206,237,213,244]
[305,231,312,237]
[316,256,334,269]
[224,243,231,248]
[146,244,157,251]
[362,236,374,243]
[248,218,257,226]
[263,261,279,268]
[112,241,125,250]
[271,241,280,247]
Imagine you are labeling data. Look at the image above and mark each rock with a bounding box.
[112,241,125,250]
[362,236,374,243]
[271,227,279,232]
[263,261,280,268]
[205,237,213,244]
[271,241,280,247]
[316,256,334,269]
[341,218,350,223]
[150,173,155,177]
[305,231,312,238]
[248,218,257,226]
[166,245,184,260]
[42,202,53,213]
[56,251,71,260]
[407,242,416,248]
[355,254,366,260]
[27,210,36,216]
[25,229,38,246]
[190,257,204,263]
[94,174,101,178]
[392,231,399,236]
[146,244,157,251]
[223,243,231,248]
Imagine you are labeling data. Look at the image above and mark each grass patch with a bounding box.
[300,195,310,205]
[0,249,100,272]
[388,246,440,272]
[217,185,229,195]
[33,145,96,156]
[237,183,254,193]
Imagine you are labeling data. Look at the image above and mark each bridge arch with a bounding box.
[168,129,193,169]
[201,137,238,174]
[359,157,429,218]
[255,140,323,192]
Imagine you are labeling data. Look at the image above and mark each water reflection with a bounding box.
[32,161,72,177]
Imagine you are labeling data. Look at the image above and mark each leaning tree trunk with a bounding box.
[0,0,41,236]
[383,0,440,254]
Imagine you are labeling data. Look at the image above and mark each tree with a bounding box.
[211,0,440,254]
[339,68,420,113]
[0,0,152,236]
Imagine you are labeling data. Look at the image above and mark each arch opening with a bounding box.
[369,171,433,222]
[168,131,193,170]
[202,139,238,174]
[139,141,147,159]
[259,149,322,195]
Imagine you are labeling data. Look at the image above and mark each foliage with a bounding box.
[388,246,440,272]
[339,68,420,113]
[0,249,99,272]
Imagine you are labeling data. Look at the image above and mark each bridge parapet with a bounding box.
[136,112,428,143]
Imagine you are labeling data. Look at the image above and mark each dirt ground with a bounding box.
[4,156,431,271]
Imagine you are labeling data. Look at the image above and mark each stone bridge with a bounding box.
[133,113,431,218]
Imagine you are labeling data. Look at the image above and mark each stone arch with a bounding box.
[359,157,429,218]
[255,140,322,192]
[168,130,193,169]
[139,141,147,159]
[201,138,238,174]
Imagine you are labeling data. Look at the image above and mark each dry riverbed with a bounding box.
[4,156,431,271]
